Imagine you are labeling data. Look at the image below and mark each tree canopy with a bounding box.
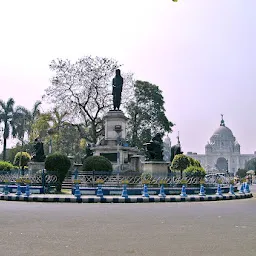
[44,56,133,143]
[245,158,256,171]
[171,155,204,178]
[0,98,26,160]
[126,80,173,148]
[0,56,174,164]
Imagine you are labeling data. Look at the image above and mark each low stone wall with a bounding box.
[0,185,43,194]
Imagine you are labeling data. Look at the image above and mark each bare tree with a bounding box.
[44,56,134,143]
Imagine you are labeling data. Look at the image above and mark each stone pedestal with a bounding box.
[28,161,45,175]
[104,110,128,145]
[142,161,170,177]
[92,110,139,173]
[93,145,139,173]
[130,155,144,172]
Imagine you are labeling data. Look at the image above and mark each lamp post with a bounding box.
[47,128,55,154]
[114,125,122,186]
[18,117,26,176]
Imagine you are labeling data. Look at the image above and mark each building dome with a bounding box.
[210,115,235,142]
[205,142,213,153]
[211,126,234,139]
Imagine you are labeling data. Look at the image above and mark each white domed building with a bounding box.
[187,115,256,175]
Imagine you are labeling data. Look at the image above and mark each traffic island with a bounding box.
[0,192,253,203]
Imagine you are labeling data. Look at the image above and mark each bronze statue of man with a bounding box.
[31,137,46,162]
[112,69,123,110]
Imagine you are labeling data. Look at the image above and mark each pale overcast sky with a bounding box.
[0,0,255,153]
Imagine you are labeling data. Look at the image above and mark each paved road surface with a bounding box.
[0,189,255,256]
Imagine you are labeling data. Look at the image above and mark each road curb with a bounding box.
[0,193,253,203]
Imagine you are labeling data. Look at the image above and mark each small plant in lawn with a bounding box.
[200,179,205,185]
[96,179,104,184]
[216,179,222,184]
[159,179,168,186]
[142,179,151,185]
[180,179,188,185]
[229,179,234,185]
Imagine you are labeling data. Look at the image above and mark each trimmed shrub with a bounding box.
[187,156,201,167]
[184,166,206,178]
[0,161,14,171]
[236,168,247,178]
[45,153,71,192]
[82,156,113,173]
[13,152,31,167]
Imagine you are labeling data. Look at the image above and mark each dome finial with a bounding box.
[220,114,225,126]
[177,131,180,145]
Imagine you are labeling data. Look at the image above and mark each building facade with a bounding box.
[187,115,256,175]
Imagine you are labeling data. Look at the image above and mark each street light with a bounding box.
[18,117,26,176]
[47,128,56,154]
[114,125,122,186]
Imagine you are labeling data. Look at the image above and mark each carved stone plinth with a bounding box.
[142,161,170,177]
[28,161,45,174]
[130,155,144,172]
[104,110,128,144]
[92,110,139,173]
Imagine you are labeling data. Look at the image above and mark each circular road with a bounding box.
[0,186,255,256]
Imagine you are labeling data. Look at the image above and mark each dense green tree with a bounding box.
[183,166,206,179]
[0,98,25,160]
[27,107,86,161]
[236,168,247,178]
[245,158,256,171]
[7,143,34,164]
[126,80,174,148]
[30,112,52,140]
[51,123,82,157]
[48,108,69,152]
[187,157,201,167]
[44,56,133,144]
[171,154,190,178]
[16,100,42,140]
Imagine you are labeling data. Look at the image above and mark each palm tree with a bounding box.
[16,100,42,140]
[0,98,25,161]
[50,108,69,151]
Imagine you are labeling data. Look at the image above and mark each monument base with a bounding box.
[93,145,139,173]
[92,109,140,173]
[142,161,170,177]
[28,161,45,174]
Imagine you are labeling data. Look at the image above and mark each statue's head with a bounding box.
[35,137,41,143]
[116,69,121,76]
[152,133,163,143]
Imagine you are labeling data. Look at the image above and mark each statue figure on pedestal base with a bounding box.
[144,133,164,161]
[31,137,46,162]
[112,69,123,111]
[170,133,183,163]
